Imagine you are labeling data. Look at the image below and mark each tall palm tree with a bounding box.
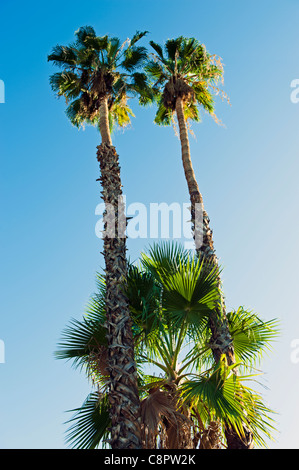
[144,37,253,447]
[48,26,152,449]
[56,242,278,449]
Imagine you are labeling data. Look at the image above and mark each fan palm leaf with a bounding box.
[65,392,110,449]
[227,307,280,369]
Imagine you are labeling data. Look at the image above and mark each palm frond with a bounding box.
[104,36,122,66]
[83,35,109,53]
[164,37,183,63]
[227,307,280,368]
[65,99,91,128]
[129,30,148,48]
[47,45,77,68]
[130,72,157,106]
[75,26,97,45]
[145,60,168,83]
[55,317,107,369]
[49,71,82,101]
[121,46,148,72]
[149,41,165,61]
[65,392,110,448]
[110,99,135,131]
[162,258,220,331]
[180,356,277,447]
[153,99,173,126]
[141,240,189,280]
[127,265,160,323]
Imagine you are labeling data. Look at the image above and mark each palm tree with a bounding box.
[48,26,153,449]
[144,37,253,447]
[56,242,278,449]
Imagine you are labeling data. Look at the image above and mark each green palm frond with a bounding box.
[130,72,157,105]
[49,71,83,101]
[227,307,280,368]
[141,240,189,281]
[84,273,106,322]
[164,37,183,63]
[192,81,214,113]
[153,99,173,126]
[144,60,168,84]
[162,256,220,330]
[121,46,147,72]
[106,37,121,64]
[181,358,244,424]
[47,45,78,68]
[127,264,160,324]
[148,40,164,61]
[65,98,91,128]
[129,31,149,48]
[140,242,220,332]
[180,356,276,446]
[183,100,201,122]
[126,263,167,365]
[65,392,110,449]
[55,317,107,368]
[75,25,97,45]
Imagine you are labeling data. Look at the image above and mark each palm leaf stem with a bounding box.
[171,320,187,370]
[177,346,211,376]
[139,354,170,376]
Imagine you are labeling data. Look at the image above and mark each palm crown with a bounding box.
[145,36,226,126]
[56,242,278,449]
[48,26,152,132]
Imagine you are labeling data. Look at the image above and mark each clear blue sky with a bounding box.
[1,0,299,449]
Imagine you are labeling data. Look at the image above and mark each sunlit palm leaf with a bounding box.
[141,241,189,282]
[227,307,280,368]
[146,36,225,127]
[181,356,276,446]
[48,27,151,131]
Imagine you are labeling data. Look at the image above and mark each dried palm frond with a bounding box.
[162,77,195,110]
[88,345,109,379]
[140,387,195,449]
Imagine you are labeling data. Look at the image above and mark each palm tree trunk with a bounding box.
[175,97,253,449]
[96,97,142,449]
[99,99,112,145]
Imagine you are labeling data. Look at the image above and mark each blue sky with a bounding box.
[1,0,299,448]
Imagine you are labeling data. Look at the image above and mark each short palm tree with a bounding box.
[56,242,278,449]
[48,26,153,449]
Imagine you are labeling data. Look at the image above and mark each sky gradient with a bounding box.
[1,0,299,448]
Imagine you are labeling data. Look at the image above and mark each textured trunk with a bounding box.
[199,421,223,449]
[97,97,142,449]
[175,97,253,449]
[224,424,254,449]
